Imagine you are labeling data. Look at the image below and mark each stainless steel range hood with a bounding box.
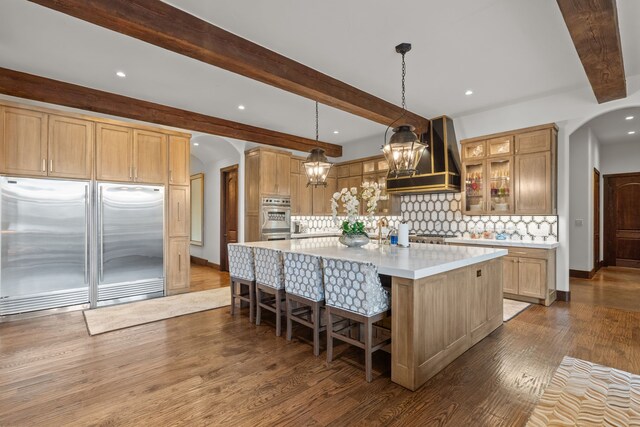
[386,115,461,194]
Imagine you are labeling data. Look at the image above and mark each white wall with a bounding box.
[568,127,601,271]
[600,138,640,175]
[189,135,245,265]
[453,73,640,292]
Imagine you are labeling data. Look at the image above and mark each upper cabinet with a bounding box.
[0,107,48,177]
[0,107,94,179]
[133,130,167,184]
[96,126,168,184]
[461,124,556,215]
[48,115,94,179]
[169,135,190,186]
[0,101,189,183]
[96,124,133,182]
[257,149,291,196]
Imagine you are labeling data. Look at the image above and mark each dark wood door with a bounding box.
[220,165,239,272]
[604,173,640,268]
[594,168,600,271]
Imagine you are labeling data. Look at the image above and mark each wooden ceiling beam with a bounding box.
[27,0,430,131]
[0,68,342,157]
[556,0,626,103]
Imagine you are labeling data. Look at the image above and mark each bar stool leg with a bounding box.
[326,307,333,363]
[286,295,293,341]
[255,285,262,326]
[230,280,235,315]
[364,318,373,382]
[312,302,320,357]
[249,282,255,324]
[275,290,282,337]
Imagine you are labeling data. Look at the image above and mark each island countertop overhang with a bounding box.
[235,238,507,280]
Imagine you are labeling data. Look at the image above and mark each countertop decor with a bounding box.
[331,183,382,247]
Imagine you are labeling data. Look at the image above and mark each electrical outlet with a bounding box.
[575,219,584,226]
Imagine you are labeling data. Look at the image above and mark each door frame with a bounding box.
[593,168,600,272]
[603,171,640,267]
[220,164,239,272]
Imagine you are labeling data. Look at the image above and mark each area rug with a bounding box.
[503,298,531,322]
[527,356,640,426]
[83,288,230,335]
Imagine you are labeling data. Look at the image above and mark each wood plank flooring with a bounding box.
[0,267,639,426]
[189,263,229,292]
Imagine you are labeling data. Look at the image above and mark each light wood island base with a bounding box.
[391,258,503,391]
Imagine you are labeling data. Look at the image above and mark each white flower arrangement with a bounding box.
[331,182,382,235]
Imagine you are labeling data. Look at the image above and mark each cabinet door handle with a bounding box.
[177,202,181,221]
[129,167,133,180]
[169,170,173,183]
[178,253,182,272]
[511,251,527,255]
[49,159,53,173]
[42,159,46,172]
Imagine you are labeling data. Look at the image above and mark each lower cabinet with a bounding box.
[169,186,189,237]
[167,238,190,295]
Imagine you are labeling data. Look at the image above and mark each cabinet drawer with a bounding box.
[506,247,549,259]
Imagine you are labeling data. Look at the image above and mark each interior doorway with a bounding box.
[593,168,600,272]
[220,165,239,272]
[604,172,640,268]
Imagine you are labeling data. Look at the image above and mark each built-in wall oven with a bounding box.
[260,197,291,240]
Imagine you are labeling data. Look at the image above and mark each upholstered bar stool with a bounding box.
[283,252,326,356]
[254,247,286,336]
[322,257,391,382]
[227,243,256,323]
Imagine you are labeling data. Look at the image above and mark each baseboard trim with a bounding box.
[569,268,596,279]
[556,290,571,302]
[190,256,221,270]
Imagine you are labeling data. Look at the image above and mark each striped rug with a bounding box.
[527,356,640,426]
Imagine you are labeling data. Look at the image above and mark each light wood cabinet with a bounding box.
[167,238,190,295]
[336,164,350,178]
[298,174,313,215]
[256,149,291,196]
[0,107,48,176]
[169,135,190,185]
[48,115,94,179]
[450,243,556,306]
[96,123,133,182]
[461,124,556,215]
[245,214,260,243]
[169,186,189,237]
[133,130,167,184]
[514,151,551,214]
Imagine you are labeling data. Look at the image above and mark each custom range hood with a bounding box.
[386,115,461,194]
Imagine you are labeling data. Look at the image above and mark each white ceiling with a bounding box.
[583,107,640,145]
[1,0,639,151]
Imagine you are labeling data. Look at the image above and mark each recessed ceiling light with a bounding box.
[333,130,339,134]
[193,142,199,146]
[465,89,473,96]
[238,105,245,110]
[116,71,126,78]
[625,116,634,120]
[628,131,636,135]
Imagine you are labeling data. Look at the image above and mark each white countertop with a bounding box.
[291,231,342,239]
[445,237,559,249]
[237,237,507,280]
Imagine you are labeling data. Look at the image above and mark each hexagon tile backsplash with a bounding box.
[401,193,558,242]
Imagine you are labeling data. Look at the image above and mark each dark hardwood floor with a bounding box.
[0,267,639,426]
[189,263,230,292]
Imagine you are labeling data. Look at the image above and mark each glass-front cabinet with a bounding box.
[463,157,513,215]
[488,157,513,213]
[463,161,486,214]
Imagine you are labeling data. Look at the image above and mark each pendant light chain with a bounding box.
[401,52,407,111]
[315,101,319,142]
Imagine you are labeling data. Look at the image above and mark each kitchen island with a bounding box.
[240,238,507,390]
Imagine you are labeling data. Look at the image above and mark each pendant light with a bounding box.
[382,43,428,178]
[303,101,333,187]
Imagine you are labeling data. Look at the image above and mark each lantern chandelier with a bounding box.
[382,43,428,177]
[303,101,333,187]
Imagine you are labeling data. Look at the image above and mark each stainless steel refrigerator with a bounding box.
[0,177,165,317]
